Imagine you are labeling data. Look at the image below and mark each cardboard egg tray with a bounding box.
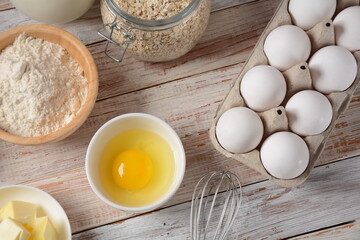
[209,0,360,188]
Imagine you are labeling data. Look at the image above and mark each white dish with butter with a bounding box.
[0,185,71,240]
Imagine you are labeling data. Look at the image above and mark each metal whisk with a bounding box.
[190,171,242,240]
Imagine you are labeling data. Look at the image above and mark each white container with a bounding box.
[0,185,72,240]
[10,0,95,24]
[85,113,186,213]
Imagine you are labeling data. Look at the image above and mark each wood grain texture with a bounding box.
[1,64,359,233]
[0,0,281,102]
[0,0,263,13]
[0,0,281,101]
[0,0,265,44]
[0,0,12,11]
[290,222,360,239]
[72,156,360,239]
[90,0,280,100]
[0,0,258,13]
[212,0,258,11]
[0,64,253,233]
[1,0,360,238]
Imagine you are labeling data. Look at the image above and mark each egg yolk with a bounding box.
[112,149,154,191]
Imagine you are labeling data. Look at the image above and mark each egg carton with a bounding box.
[209,0,360,188]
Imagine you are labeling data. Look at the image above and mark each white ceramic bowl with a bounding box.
[0,185,71,240]
[86,113,186,213]
[10,0,95,24]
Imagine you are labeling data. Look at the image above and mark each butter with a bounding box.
[31,216,56,240]
[0,201,37,224]
[0,217,30,240]
[0,201,57,240]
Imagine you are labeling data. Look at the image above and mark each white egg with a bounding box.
[240,65,287,112]
[309,46,357,94]
[260,131,309,179]
[334,6,360,51]
[285,90,333,136]
[289,0,336,30]
[264,25,311,71]
[216,107,264,154]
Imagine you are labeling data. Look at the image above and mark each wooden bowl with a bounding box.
[0,24,98,145]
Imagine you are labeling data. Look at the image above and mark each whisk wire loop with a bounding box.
[220,176,241,239]
[190,171,242,240]
[205,172,229,238]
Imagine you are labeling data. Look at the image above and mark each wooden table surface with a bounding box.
[1,0,360,239]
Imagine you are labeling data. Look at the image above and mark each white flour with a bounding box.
[0,33,88,137]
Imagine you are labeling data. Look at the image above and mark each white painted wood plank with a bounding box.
[0,0,358,237]
[0,64,239,185]
[72,156,360,239]
[212,0,258,11]
[1,63,358,233]
[0,1,281,101]
[1,63,360,233]
[290,222,360,240]
[1,62,359,189]
[0,0,264,45]
[0,0,284,188]
[89,0,281,100]
[1,59,360,232]
[0,65,259,233]
[0,1,359,233]
[0,0,259,12]
[0,0,12,11]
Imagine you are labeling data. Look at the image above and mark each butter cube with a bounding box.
[31,216,56,240]
[0,201,37,224]
[0,217,30,240]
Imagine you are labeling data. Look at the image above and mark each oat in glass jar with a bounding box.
[99,0,211,62]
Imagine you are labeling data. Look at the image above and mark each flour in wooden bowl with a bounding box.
[0,33,88,137]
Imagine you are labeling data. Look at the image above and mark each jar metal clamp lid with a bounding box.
[98,0,202,62]
[98,17,136,62]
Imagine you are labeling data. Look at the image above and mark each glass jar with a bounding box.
[99,0,211,62]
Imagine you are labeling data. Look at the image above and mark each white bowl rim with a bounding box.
[85,113,186,213]
[0,184,72,238]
